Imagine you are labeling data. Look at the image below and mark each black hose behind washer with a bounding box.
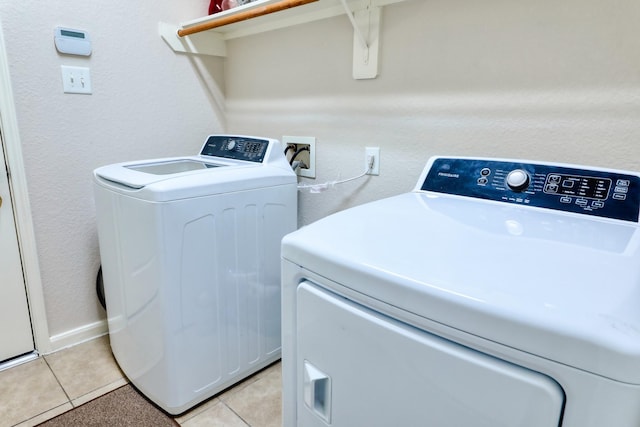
[96,266,106,310]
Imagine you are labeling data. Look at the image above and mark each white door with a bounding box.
[0,128,33,362]
[296,282,565,427]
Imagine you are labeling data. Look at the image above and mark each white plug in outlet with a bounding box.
[365,147,380,175]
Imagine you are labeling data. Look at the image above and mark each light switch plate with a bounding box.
[61,65,92,94]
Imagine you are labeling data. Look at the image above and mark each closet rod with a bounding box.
[178,0,319,37]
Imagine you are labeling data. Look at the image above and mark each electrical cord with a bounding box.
[298,153,375,193]
[283,145,308,170]
[284,144,296,160]
[289,146,310,165]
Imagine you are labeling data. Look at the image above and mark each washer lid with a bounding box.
[94,156,232,190]
[94,155,296,201]
[125,159,221,176]
[282,192,640,384]
[93,134,296,200]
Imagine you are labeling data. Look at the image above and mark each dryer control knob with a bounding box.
[506,169,530,192]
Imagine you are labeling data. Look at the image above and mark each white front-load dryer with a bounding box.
[94,135,297,414]
[281,156,640,427]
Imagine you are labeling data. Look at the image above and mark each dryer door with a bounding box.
[296,282,565,427]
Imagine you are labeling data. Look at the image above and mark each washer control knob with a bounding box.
[227,140,237,150]
[506,169,530,192]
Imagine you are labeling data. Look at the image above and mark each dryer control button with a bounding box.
[506,169,530,192]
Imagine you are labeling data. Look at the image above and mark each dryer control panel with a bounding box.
[421,158,640,222]
[200,135,269,162]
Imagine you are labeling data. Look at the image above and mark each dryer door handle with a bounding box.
[303,360,332,424]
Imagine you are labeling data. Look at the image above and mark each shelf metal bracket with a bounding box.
[340,0,381,79]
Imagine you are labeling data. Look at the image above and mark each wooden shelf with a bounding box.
[159,0,408,79]
[177,0,320,37]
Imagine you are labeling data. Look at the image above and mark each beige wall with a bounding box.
[3,0,640,348]
[224,0,640,225]
[0,0,223,344]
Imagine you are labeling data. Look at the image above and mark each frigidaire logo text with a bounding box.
[438,172,460,178]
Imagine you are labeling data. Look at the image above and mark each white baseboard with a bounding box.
[47,319,109,354]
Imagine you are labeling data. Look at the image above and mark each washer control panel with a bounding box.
[421,158,640,222]
[200,135,269,162]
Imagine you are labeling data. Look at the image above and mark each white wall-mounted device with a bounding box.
[54,27,91,56]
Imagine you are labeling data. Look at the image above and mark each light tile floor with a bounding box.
[0,336,282,427]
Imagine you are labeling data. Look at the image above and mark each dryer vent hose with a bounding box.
[96,266,106,310]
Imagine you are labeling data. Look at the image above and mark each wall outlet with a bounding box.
[365,147,380,175]
[283,136,315,178]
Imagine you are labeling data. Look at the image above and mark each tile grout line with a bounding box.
[221,401,252,427]
[42,356,72,404]
[11,357,73,427]
[11,402,72,427]
[68,377,130,407]
[43,353,128,409]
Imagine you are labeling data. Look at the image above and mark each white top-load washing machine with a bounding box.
[282,156,640,427]
[94,135,296,414]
